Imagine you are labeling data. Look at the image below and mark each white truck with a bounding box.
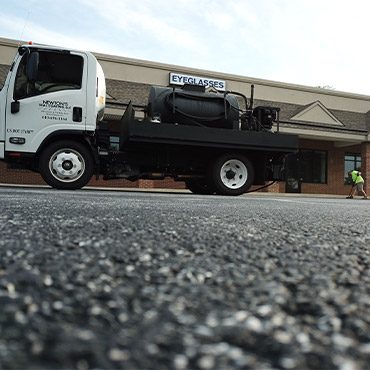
[0,43,298,195]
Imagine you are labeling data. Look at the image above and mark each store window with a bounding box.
[344,153,361,184]
[300,149,327,184]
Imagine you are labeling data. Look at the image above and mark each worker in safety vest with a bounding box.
[347,170,368,199]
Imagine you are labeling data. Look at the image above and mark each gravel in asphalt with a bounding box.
[0,187,370,369]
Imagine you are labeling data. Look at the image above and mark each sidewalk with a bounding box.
[0,183,347,198]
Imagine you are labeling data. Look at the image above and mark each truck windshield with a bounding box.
[14,51,83,100]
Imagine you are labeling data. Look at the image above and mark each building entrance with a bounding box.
[285,154,302,193]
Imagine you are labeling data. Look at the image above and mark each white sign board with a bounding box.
[169,73,226,91]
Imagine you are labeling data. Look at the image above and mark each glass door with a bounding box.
[285,153,302,193]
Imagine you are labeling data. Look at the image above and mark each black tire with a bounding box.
[209,153,254,195]
[185,179,215,195]
[39,140,94,189]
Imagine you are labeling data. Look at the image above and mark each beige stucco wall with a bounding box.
[94,51,370,114]
[0,38,18,64]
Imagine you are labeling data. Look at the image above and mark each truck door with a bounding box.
[5,49,87,154]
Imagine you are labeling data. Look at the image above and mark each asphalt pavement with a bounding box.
[0,186,370,369]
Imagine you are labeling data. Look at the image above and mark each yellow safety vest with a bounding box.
[352,171,363,184]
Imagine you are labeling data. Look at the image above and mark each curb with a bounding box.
[0,183,349,199]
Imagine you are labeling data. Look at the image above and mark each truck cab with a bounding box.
[0,43,105,162]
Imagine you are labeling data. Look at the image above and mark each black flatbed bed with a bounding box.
[119,102,298,154]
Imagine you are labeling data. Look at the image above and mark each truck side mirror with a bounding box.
[26,52,39,82]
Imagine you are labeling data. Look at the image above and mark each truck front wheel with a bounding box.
[39,140,94,189]
[209,154,254,195]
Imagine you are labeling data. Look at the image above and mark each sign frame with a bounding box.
[169,73,226,91]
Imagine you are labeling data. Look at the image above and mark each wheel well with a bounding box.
[35,133,95,169]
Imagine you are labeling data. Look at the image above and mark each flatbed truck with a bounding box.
[0,43,298,195]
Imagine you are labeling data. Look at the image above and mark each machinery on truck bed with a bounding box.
[0,43,298,195]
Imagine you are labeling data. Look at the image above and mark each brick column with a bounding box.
[361,142,370,194]
[138,179,154,189]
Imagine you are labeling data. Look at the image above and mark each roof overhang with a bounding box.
[278,126,369,147]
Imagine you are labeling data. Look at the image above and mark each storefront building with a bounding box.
[1,37,370,195]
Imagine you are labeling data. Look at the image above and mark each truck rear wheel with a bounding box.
[209,153,254,195]
[39,140,94,189]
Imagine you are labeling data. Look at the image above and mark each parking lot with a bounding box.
[0,187,369,369]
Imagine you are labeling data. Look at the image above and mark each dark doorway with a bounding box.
[285,153,302,193]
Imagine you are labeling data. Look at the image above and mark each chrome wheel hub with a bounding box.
[220,159,248,189]
[49,148,85,182]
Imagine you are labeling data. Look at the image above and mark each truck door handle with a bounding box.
[11,101,20,114]
[73,107,82,122]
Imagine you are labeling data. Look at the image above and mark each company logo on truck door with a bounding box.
[38,100,72,121]
[170,73,226,91]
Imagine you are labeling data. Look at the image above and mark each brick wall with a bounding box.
[0,161,186,189]
[0,162,46,186]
